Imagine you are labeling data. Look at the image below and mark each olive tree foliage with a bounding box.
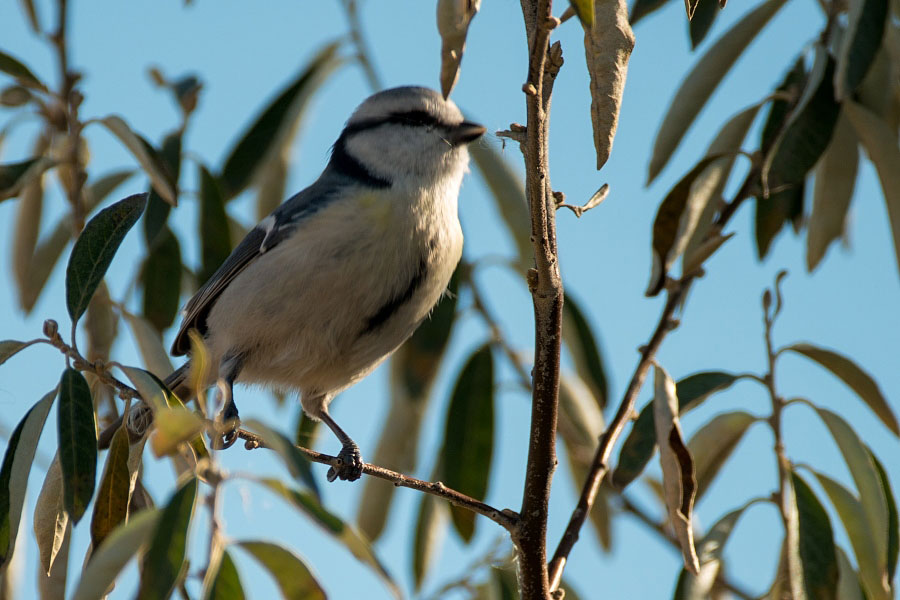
[0,0,898,598]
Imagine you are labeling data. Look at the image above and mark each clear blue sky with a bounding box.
[1,0,898,598]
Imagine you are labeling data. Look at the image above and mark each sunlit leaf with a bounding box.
[0,49,46,90]
[569,0,595,25]
[90,425,133,552]
[413,493,448,590]
[441,344,494,542]
[0,388,55,568]
[785,343,898,436]
[835,546,867,600]
[688,411,756,502]
[868,450,898,583]
[149,407,204,458]
[120,365,171,412]
[220,43,342,199]
[65,193,147,323]
[583,0,634,169]
[613,371,739,488]
[204,548,245,600]
[844,100,900,281]
[807,112,858,271]
[791,471,839,600]
[653,365,699,573]
[141,226,182,332]
[57,368,97,524]
[243,420,319,498]
[437,0,481,98]
[137,477,197,600]
[72,509,161,600]
[562,294,609,408]
[835,0,889,99]
[236,541,326,600]
[0,157,55,202]
[647,0,787,183]
[33,455,68,576]
[98,117,175,205]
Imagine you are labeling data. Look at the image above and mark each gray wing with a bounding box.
[170,178,339,356]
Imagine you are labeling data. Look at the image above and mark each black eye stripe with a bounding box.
[344,110,451,135]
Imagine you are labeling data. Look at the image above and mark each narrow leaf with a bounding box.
[807,112,859,271]
[844,101,900,281]
[441,344,494,542]
[653,365,699,574]
[237,541,326,600]
[785,343,898,436]
[631,0,671,24]
[137,477,197,600]
[90,425,133,551]
[689,0,721,48]
[220,43,342,199]
[0,157,55,202]
[98,117,175,204]
[0,340,36,367]
[835,546,867,600]
[835,0,889,99]
[142,132,181,246]
[436,0,481,98]
[199,164,232,283]
[613,371,739,488]
[755,182,804,259]
[255,146,288,221]
[562,294,609,408]
[583,0,634,169]
[33,455,68,576]
[0,50,46,90]
[0,388,56,567]
[205,549,245,600]
[122,311,175,377]
[12,149,44,296]
[688,411,756,502]
[647,0,787,182]
[244,420,319,498]
[791,471,839,600]
[570,0,595,26]
[57,368,97,524]
[868,450,898,583]
[140,225,182,332]
[413,493,448,590]
[150,407,204,458]
[72,508,161,600]
[65,193,147,323]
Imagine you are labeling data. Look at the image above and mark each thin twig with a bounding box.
[235,428,520,532]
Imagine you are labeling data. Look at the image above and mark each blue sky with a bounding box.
[1,0,898,598]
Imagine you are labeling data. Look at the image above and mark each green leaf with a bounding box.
[243,420,319,498]
[791,471,839,600]
[468,143,531,268]
[220,42,342,199]
[813,470,891,600]
[120,365,172,412]
[647,0,787,183]
[256,478,399,597]
[613,371,739,488]
[835,0,889,99]
[631,0,671,24]
[760,57,806,152]
[90,425,132,550]
[199,164,233,283]
[785,343,898,436]
[98,116,176,205]
[141,225,182,332]
[835,546,867,600]
[137,477,197,600]
[754,181,804,260]
[72,508,161,600]
[412,493,448,591]
[57,368,97,524]
[236,541,326,600]
[814,408,890,576]
[763,47,841,192]
[205,549,245,600]
[0,49,46,90]
[142,132,181,246]
[844,100,900,282]
[0,339,36,367]
[0,388,56,567]
[441,344,495,542]
[0,157,55,202]
[569,0,595,25]
[689,0,721,48]
[646,154,724,296]
[562,294,609,408]
[807,111,858,271]
[868,450,898,583]
[65,193,147,323]
[688,411,756,502]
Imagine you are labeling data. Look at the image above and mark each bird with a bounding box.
[163,86,485,482]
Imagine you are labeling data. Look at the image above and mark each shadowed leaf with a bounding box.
[0,340,36,367]
[0,157,55,202]
[413,493,448,590]
[0,388,56,568]
[98,117,175,204]
[141,225,181,332]
[688,411,756,502]
[205,549,245,600]
[57,368,97,524]
[562,294,609,408]
[0,50,46,90]
[65,193,147,323]
[791,471,839,600]
[442,344,494,542]
[237,541,326,600]
[631,0,671,24]
[199,164,232,283]
[835,0,889,99]
[142,132,181,246]
[244,420,319,499]
[689,0,721,48]
[90,426,132,551]
[137,477,197,600]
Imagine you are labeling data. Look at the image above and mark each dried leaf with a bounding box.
[11,144,45,298]
[436,0,480,98]
[98,117,175,205]
[652,365,699,574]
[647,0,787,183]
[583,0,634,169]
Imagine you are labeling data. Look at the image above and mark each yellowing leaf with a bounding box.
[236,541,326,600]
[150,408,204,458]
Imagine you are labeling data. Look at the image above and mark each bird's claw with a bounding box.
[326,443,363,482]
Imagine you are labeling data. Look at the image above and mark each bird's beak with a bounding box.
[448,121,487,146]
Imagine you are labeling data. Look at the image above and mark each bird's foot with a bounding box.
[326,443,363,482]
[212,402,240,450]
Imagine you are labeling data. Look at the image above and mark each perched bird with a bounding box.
[165,86,485,482]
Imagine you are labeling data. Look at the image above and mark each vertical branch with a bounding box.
[762,286,791,532]
[514,1,564,598]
